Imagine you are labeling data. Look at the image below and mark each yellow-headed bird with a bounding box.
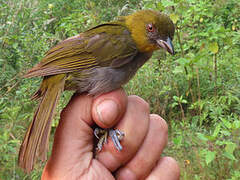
[19,10,175,172]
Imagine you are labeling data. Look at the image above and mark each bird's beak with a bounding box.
[156,37,174,55]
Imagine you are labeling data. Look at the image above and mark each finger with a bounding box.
[116,114,168,180]
[92,88,127,128]
[43,94,94,178]
[96,96,150,172]
[146,157,180,180]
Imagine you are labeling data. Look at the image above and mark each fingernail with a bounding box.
[96,99,119,126]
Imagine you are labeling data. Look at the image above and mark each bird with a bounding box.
[18,9,175,173]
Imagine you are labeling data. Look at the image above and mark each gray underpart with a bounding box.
[71,52,153,95]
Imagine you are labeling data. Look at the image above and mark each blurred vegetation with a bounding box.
[0,0,239,179]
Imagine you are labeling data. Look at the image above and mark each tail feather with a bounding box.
[18,74,65,173]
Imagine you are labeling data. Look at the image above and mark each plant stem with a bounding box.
[176,28,184,57]
[213,54,217,96]
[196,67,201,115]
[174,82,185,119]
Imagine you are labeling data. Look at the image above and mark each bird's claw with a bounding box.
[94,128,125,152]
[109,129,124,151]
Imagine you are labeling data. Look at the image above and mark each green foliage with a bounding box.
[167,114,240,179]
[0,0,239,179]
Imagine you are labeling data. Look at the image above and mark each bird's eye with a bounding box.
[147,23,155,32]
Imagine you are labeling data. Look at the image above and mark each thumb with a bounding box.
[92,88,128,128]
[42,93,94,179]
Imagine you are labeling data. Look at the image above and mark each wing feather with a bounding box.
[24,23,137,78]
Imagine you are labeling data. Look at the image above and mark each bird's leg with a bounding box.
[94,128,108,151]
[109,129,124,151]
[94,128,125,152]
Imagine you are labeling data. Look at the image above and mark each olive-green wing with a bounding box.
[24,24,138,78]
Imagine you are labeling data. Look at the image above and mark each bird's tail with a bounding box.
[18,74,66,173]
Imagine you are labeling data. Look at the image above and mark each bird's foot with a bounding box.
[94,128,125,152]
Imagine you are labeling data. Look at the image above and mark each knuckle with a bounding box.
[161,157,180,177]
[129,95,150,113]
[150,114,168,136]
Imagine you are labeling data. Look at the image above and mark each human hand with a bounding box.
[42,88,180,180]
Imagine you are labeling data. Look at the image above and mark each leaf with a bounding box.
[225,142,237,154]
[173,66,184,74]
[173,136,182,146]
[173,96,179,101]
[170,14,179,24]
[197,133,208,142]
[209,42,219,54]
[171,102,178,108]
[212,124,221,138]
[161,0,176,7]
[233,120,240,129]
[223,152,237,161]
[220,118,232,129]
[177,57,189,66]
[205,150,216,165]
[182,99,188,104]
[12,43,18,49]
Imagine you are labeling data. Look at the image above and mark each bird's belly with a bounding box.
[65,66,134,95]
[64,52,152,95]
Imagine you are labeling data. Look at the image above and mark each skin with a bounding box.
[42,89,180,180]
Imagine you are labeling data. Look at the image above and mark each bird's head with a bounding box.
[124,10,175,54]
